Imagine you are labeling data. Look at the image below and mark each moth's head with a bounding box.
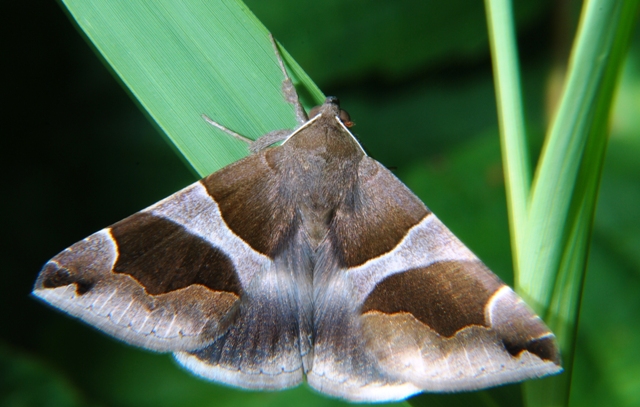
[308,97,354,127]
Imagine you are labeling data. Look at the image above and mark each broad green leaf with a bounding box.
[61,0,324,177]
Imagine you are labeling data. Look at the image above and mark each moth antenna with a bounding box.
[201,114,253,145]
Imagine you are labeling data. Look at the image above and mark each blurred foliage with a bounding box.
[0,343,82,407]
[2,1,639,407]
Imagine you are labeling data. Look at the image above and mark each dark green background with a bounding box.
[3,1,639,406]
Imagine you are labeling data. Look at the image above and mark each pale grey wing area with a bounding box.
[307,255,422,402]
[175,237,313,390]
[308,158,561,402]
[357,250,562,394]
[174,151,314,390]
[308,157,430,401]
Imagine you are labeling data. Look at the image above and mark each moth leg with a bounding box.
[202,113,292,154]
[249,129,292,153]
[201,114,253,145]
[269,33,308,125]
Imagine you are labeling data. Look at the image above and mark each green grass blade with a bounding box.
[519,0,637,312]
[60,0,324,177]
[483,0,531,266]
[519,1,640,406]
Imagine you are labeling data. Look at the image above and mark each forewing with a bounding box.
[309,157,561,402]
[34,150,312,389]
[33,179,250,352]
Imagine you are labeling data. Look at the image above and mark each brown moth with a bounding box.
[33,34,561,402]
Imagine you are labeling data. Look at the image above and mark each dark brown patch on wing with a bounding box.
[201,152,296,258]
[330,158,429,268]
[110,212,241,296]
[362,261,503,337]
[503,335,561,364]
[41,262,95,295]
[488,287,562,364]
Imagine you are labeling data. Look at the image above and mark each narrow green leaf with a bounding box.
[60,0,324,177]
[483,0,531,266]
[485,0,639,406]
[520,0,636,313]
[518,1,640,406]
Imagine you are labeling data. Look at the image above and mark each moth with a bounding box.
[33,35,561,402]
